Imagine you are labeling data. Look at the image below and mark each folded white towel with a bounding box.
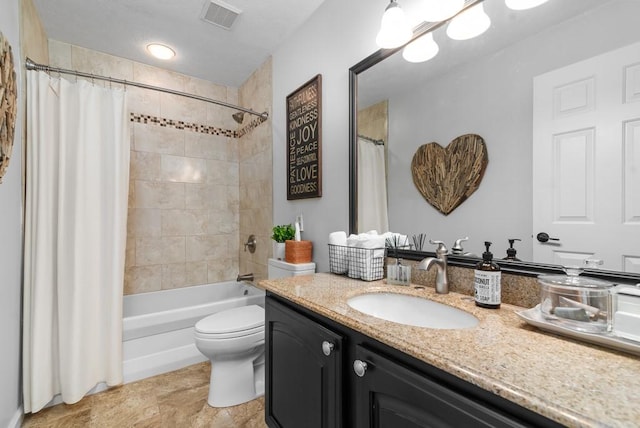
[343,233,385,280]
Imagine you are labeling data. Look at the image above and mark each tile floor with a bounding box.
[22,363,267,427]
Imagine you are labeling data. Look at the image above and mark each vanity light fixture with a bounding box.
[505,0,550,11]
[376,0,412,49]
[402,32,439,63]
[146,43,176,60]
[420,0,465,22]
[446,3,491,41]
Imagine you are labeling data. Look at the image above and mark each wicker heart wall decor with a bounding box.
[0,30,17,184]
[410,134,488,215]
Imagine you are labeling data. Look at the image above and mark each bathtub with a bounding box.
[122,281,265,383]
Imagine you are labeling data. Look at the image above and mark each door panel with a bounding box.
[533,41,640,271]
[266,299,343,428]
[353,345,525,428]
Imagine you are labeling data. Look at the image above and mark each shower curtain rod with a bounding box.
[358,134,385,145]
[25,58,269,120]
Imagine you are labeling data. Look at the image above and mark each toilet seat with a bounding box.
[195,305,265,339]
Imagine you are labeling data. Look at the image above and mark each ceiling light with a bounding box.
[446,3,491,41]
[146,43,176,60]
[376,0,412,49]
[420,0,465,22]
[402,32,439,63]
[505,0,550,11]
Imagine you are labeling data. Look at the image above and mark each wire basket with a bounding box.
[328,244,385,281]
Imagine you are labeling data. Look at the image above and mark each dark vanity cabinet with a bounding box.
[265,293,561,428]
[353,345,529,428]
[265,295,344,428]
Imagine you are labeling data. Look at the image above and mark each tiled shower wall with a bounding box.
[239,58,273,281]
[48,40,272,294]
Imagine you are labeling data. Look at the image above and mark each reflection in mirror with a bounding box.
[352,0,640,275]
[357,101,389,232]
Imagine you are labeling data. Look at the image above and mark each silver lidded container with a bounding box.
[538,267,615,333]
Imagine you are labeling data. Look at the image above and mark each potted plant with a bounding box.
[271,224,295,260]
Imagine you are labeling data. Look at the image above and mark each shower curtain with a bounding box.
[23,71,130,413]
[357,138,389,233]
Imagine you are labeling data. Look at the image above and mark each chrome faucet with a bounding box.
[237,273,254,282]
[417,240,448,294]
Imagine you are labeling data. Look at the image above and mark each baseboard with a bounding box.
[8,406,23,428]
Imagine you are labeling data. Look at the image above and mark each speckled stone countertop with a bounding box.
[258,273,640,428]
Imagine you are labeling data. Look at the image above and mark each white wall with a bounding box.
[0,0,24,425]
[272,0,381,272]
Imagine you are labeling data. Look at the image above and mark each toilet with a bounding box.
[194,259,315,407]
[267,258,316,279]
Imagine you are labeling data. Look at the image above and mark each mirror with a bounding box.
[350,0,640,279]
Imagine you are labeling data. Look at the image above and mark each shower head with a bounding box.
[232,111,245,124]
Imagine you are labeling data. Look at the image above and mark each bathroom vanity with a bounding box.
[259,273,640,427]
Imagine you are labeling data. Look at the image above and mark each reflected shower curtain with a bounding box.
[23,71,130,412]
[357,138,389,233]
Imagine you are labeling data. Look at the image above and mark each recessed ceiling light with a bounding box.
[146,43,176,60]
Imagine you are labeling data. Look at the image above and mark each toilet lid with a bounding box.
[195,305,264,335]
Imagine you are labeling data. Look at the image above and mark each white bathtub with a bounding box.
[122,281,265,383]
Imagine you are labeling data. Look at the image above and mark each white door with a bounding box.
[533,41,640,273]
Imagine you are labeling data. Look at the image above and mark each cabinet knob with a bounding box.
[322,341,335,356]
[353,359,368,377]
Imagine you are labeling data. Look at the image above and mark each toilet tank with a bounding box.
[267,258,316,279]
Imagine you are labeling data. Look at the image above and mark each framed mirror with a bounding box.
[349,0,640,282]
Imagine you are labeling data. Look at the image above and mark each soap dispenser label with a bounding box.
[474,270,501,305]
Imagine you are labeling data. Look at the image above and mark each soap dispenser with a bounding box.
[474,241,501,309]
[503,238,521,261]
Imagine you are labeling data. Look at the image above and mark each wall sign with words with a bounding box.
[287,74,322,200]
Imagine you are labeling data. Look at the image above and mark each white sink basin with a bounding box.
[347,293,479,329]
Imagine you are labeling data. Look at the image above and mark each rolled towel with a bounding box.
[346,234,362,279]
[328,231,347,246]
[329,231,348,274]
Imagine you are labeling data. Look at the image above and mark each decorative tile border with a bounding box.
[130,113,267,138]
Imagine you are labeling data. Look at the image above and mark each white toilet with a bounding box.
[267,258,316,279]
[194,259,315,407]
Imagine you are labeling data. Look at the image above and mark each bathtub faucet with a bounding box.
[237,273,254,282]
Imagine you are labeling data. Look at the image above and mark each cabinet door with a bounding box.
[266,297,343,428]
[353,345,527,428]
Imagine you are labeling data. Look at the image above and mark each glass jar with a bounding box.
[537,267,614,333]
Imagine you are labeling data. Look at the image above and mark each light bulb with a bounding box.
[146,44,175,60]
[446,3,491,41]
[402,33,439,63]
[505,0,550,11]
[376,1,413,49]
[420,0,465,22]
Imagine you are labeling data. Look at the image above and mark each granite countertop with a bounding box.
[258,273,640,428]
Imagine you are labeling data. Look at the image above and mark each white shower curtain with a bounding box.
[357,138,389,233]
[23,71,130,413]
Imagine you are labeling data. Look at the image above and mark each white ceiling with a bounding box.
[32,0,326,87]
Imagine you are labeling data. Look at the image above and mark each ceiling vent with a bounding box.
[201,0,242,30]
